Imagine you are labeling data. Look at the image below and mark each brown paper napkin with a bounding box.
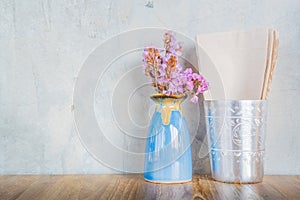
[262,30,279,99]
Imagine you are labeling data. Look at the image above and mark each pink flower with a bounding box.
[157,76,169,84]
[159,67,166,76]
[190,95,198,103]
[186,80,194,91]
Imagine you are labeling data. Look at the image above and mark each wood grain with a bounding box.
[0,175,299,200]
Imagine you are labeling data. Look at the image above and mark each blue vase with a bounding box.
[144,94,192,183]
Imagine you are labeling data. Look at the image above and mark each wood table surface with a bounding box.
[0,174,299,200]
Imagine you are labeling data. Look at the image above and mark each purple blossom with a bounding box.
[190,95,198,103]
[176,63,183,71]
[157,76,169,84]
[186,81,194,91]
[158,67,166,76]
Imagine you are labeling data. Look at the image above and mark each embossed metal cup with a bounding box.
[204,100,267,183]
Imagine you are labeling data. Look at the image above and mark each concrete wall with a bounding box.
[0,0,299,174]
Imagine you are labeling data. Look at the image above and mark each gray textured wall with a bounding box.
[0,0,299,174]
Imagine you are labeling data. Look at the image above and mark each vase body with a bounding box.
[144,94,192,183]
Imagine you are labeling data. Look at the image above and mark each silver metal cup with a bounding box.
[203,100,267,183]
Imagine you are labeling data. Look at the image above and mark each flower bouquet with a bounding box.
[142,31,209,102]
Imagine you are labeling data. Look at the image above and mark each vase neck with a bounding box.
[151,95,186,125]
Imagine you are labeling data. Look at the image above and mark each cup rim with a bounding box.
[203,99,268,103]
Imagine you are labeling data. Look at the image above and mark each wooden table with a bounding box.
[0,174,299,200]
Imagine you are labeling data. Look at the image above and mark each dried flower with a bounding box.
[142,31,209,103]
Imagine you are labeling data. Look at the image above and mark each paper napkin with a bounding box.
[196,29,278,100]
